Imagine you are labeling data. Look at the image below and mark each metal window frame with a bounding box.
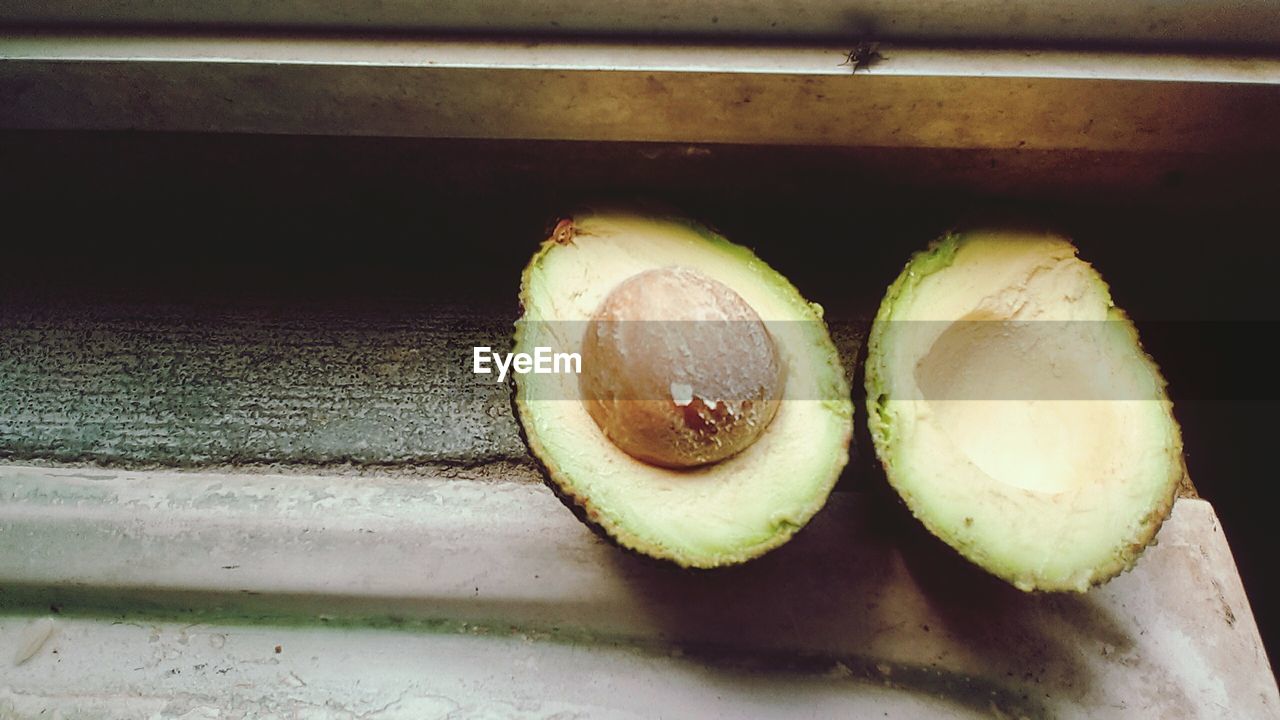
[2,0,1280,50]
[3,33,1280,152]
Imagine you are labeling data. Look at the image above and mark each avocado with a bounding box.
[866,229,1184,591]
[514,211,853,568]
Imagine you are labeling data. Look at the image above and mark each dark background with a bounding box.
[1,130,1276,669]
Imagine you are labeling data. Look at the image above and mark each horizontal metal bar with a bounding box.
[4,33,1280,81]
[3,0,1280,49]
[3,34,1279,151]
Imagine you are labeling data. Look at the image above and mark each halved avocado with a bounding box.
[866,229,1184,592]
[514,211,852,568]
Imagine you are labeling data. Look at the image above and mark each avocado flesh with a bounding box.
[866,230,1183,592]
[515,212,853,568]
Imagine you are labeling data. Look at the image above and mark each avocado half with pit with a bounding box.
[866,229,1184,591]
[514,211,853,567]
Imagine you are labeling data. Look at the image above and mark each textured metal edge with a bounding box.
[2,34,1280,82]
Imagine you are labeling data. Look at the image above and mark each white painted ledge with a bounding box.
[0,464,1275,717]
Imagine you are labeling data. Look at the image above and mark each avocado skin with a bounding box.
[507,373,644,559]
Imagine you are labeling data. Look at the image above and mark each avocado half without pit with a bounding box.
[865,229,1184,592]
[513,211,853,567]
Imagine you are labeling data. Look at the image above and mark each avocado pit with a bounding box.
[579,266,784,469]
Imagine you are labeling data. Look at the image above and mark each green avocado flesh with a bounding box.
[514,211,853,568]
[866,230,1184,592]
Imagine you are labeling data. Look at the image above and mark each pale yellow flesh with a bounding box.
[869,231,1182,591]
[516,213,852,567]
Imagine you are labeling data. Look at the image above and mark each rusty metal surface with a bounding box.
[2,35,1279,152]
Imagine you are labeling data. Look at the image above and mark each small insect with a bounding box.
[841,42,884,73]
[551,218,576,245]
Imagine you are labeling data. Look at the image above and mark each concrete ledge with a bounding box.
[0,464,1274,717]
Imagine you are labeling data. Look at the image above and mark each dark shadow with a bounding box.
[886,483,1131,703]
[597,488,1062,718]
